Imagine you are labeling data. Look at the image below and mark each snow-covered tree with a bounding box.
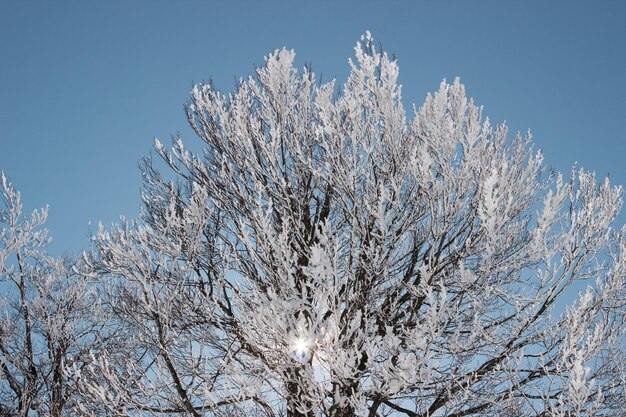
[82,33,626,416]
[0,173,106,417]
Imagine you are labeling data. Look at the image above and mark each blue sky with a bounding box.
[1,0,625,255]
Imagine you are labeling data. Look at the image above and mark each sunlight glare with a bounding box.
[291,337,310,363]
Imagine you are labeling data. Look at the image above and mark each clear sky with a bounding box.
[1,0,625,256]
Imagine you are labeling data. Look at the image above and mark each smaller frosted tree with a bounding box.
[0,173,105,417]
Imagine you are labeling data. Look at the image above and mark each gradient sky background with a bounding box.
[1,0,625,256]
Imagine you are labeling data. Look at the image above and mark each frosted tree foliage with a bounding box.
[0,173,105,417]
[42,33,626,416]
